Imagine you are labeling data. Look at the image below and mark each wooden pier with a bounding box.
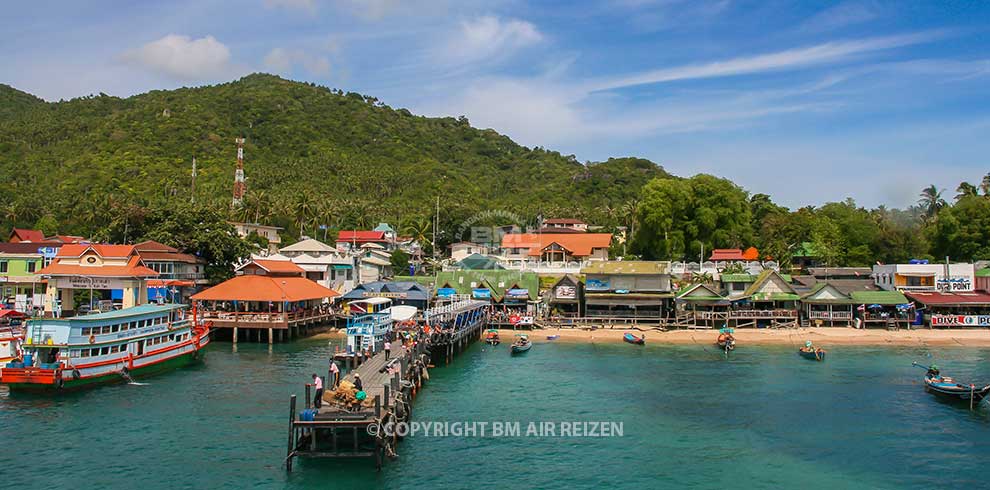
[284,300,488,471]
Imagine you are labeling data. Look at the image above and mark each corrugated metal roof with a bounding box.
[580,261,670,275]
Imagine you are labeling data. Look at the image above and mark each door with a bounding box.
[136,340,145,356]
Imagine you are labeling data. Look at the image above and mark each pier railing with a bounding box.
[200,309,333,329]
[808,311,852,320]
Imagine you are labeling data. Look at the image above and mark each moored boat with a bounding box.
[623,332,645,345]
[0,309,27,364]
[915,363,990,404]
[798,341,825,361]
[1,304,209,392]
[798,347,826,361]
[510,334,531,355]
[546,335,559,341]
[485,329,500,346]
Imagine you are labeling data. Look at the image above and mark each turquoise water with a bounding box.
[2,340,989,489]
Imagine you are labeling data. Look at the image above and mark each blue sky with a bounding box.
[2,0,989,209]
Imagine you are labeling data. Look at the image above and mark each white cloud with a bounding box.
[802,1,879,33]
[122,34,233,80]
[443,16,543,64]
[587,32,940,92]
[263,48,331,76]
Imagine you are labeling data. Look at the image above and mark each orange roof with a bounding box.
[134,240,179,253]
[710,249,745,261]
[239,259,305,274]
[191,275,339,302]
[501,233,611,257]
[57,244,136,258]
[742,247,760,261]
[37,255,158,277]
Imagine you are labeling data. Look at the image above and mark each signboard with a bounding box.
[362,292,408,299]
[37,246,58,259]
[936,277,973,292]
[931,315,990,327]
[506,288,530,299]
[67,277,122,290]
[472,288,491,299]
[555,285,576,300]
[437,287,457,298]
[586,278,610,291]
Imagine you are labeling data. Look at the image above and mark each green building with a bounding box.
[0,243,49,312]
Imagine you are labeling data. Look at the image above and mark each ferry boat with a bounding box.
[0,304,210,392]
[343,298,394,353]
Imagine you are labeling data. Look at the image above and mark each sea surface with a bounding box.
[3,339,990,489]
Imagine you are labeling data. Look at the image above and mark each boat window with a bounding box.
[110,345,120,353]
[101,347,110,355]
[89,348,99,357]
[111,324,119,333]
[81,327,90,336]
[101,326,111,334]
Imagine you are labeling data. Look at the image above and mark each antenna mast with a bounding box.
[232,137,247,208]
[190,156,197,204]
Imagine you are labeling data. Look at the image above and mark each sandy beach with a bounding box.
[502,327,990,347]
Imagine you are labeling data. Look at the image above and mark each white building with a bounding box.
[253,238,360,295]
[873,263,975,292]
[449,242,490,262]
[230,222,283,254]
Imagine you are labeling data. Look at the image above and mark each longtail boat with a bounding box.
[510,334,531,355]
[623,333,645,345]
[716,328,735,352]
[484,329,500,346]
[1,304,210,392]
[798,347,826,361]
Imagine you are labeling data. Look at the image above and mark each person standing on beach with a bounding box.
[312,374,324,409]
[384,340,391,360]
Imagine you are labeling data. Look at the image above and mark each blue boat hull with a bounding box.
[623,334,645,345]
[798,349,826,361]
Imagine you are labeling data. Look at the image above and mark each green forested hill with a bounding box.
[0,74,666,244]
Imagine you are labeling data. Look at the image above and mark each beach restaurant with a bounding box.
[191,259,339,342]
[906,290,990,328]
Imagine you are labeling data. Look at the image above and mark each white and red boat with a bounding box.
[0,309,27,364]
[1,304,210,392]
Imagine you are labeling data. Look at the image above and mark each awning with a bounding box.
[331,264,353,269]
[897,272,935,277]
[437,287,457,297]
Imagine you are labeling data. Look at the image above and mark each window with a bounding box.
[0,261,7,273]
[110,345,120,353]
[101,347,110,355]
[101,326,111,334]
[27,261,36,273]
[111,324,119,333]
[81,327,91,336]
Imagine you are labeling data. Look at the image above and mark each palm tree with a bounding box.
[620,199,640,240]
[981,173,990,197]
[918,185,946,220]
[402,217,433,252]
[956,182,978,201]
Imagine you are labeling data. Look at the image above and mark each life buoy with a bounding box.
[89,335,95,344]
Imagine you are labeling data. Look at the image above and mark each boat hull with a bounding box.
[798,349,826,361]
[510,343,531,354]
[924,376,990,402]
[3,349,203,392]
[623,334,645,345]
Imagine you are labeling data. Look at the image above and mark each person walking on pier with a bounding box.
[312,374,324,409]
[384,340,391,360]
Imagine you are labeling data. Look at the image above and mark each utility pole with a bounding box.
[190,156,197,204]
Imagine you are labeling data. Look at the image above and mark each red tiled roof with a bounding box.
[10,228,45,242]
[251,259,304,274]
[47,235,86,244]
[133,240,179,253]
[742,247,760,261]
[544,218,586,225]
[905,291,990,306]
[57,244,135,258]
[337,231,388,242]
[501,233,611,257]
[37,255,158,277]
[710,249,745,261]
[147,279,195,287]
[191,275,339,302]
[138,251,203,264]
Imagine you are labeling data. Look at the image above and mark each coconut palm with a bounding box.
[956,181,978,201]
[917,185,946,220]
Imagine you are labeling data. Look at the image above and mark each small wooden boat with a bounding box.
[546,335,559,341]
[510,334,531,355]
[798,347,826,361]
[923,372,990,403]
[484,329,500,346]
[623,333,645,345]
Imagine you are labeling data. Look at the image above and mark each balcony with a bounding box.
[199,309,333,330]
[808,311,853,320]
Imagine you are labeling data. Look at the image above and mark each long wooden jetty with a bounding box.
[284,299,488,471]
